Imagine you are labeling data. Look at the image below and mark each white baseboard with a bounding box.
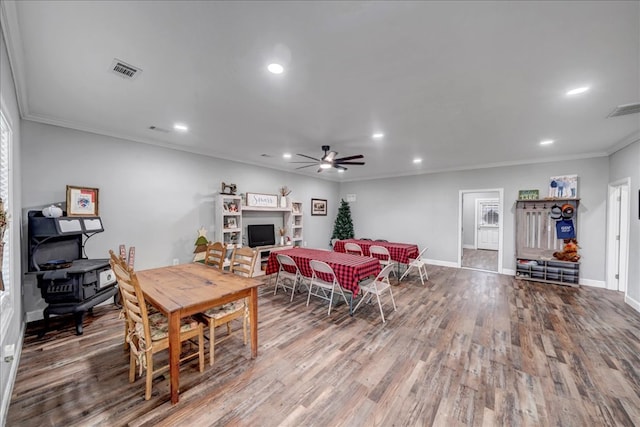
[1,322,24,427]
[425,259,458,268]
[625,294,640,313]
[462,244,475,250]
[502,268,515,276]
[26,310,43,323]
[579,278,606,288]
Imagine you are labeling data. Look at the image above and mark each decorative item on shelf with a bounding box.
[66,185,99,216]
[279,186,291,208]
[221,182,237,195]
[517,189,539,200]
[311,198,327,216]
[246,192,278,208]
[193,227,209,262]
[226,217,237,229]
[42,204,63,218]
[548,175,578,198]
[0,198,7,292]
[279,227,286,245]
[553,238,581,262]
[228,201,238,212]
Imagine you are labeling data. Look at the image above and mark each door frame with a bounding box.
[606,178,630,292]
[458,188,504,273]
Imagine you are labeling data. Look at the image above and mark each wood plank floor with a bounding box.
[462,248,498,272]
[7,266,640,427]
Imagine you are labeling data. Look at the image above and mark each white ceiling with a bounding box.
[2,1,639,181]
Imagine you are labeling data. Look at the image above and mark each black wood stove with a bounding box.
[27,211,117,335]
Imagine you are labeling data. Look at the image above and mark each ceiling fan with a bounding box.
[292,145,365,173]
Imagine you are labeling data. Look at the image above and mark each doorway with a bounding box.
[606,178,630,292]
[459,189,503,273]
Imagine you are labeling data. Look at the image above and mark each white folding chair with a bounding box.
[307,260,350,315]
[353,263,397,323]
[344,242,364,256]
[369,245,397,277]
[399,247,429,285]
[274,253,303,302]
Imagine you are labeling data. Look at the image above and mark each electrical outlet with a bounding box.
[172,258,179,266]
[303,241,307,247]
[3,344,15,362]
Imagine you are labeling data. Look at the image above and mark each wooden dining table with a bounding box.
[136,262,261,404]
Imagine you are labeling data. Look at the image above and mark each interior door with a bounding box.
[477,199,499,250]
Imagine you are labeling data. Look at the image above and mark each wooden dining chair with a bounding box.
[273,253,303,302]
[353,263,397,323]
[369,245,397,277]
[200,245,257,366]
[399,247,429,285]
[344,242,364,256]
[203,241,226,269]
[109,254,205,400]
[307,260,351,315]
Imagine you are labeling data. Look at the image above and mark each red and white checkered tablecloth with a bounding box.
[265,247,380,296]
[333,239,420,264]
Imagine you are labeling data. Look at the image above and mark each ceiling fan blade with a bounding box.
[334,154,364,162]
[335,165,348,171]
[295,164,318,170]
[335,161,365,166]
[296,154,321,162]
[290,161,318,164]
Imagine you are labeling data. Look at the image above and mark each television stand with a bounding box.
[251,244,294,277]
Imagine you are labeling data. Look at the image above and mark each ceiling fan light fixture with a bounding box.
[282,153,291,159]
[413,158,422,164]
[320,163,332,169]
[566,86,590,96]
[268,63,284,74]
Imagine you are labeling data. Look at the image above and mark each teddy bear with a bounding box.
[553,238,580,262]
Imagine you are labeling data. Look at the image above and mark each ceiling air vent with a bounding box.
[110,58,142,80]
[607,102,640,118]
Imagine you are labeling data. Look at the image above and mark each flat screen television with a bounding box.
[247,224,275,247]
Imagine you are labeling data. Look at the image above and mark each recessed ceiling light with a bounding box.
[173,123,188,132]
[566,86,590,96]
[268,63,284,74]
[372,133,384,139]
[337,169,344,173]
[540,139,554,145]
[320,163,332,169]
[413,158,422,164]
[283,153,291,159]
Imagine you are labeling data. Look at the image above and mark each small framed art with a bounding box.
[66,185,99,216]
[311,198,327,216]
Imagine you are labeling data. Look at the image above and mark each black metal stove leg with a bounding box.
[38,308,51,338]
[74,312,84,335]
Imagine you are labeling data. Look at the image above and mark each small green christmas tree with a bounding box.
[331,199,354,244]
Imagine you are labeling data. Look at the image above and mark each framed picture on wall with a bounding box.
[66,185,99,216]
[548,175,578,198]
[311,198,327,216]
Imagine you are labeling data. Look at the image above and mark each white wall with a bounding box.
[0,27,24,426]
[20,121,339,319]
[609,139,640,308]
[340,157,610,285]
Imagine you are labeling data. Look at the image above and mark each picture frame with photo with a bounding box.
[66,185,99,216]
[548,175,578,198]
[311,198,327,216]
[226,217,237,229]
